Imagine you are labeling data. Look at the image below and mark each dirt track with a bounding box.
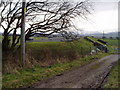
[30,54,119,88]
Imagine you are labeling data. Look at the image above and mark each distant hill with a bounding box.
[86,32,120,38]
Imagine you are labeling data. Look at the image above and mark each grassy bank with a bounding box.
[102,39,119,53]
[3,53,108,88]
[3,38,94,73]
[25,38,94,63]
[102,39,118,47]
[104,59,120,88]
[86,37,119,53]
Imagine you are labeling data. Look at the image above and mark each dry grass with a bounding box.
[3,39,94,74]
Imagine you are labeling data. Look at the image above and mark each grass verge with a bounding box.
[104,59,120,88]
[3,53,108,88]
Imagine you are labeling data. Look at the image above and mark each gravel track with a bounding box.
[30,54,119,88]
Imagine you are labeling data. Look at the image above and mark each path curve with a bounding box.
[30,54,119,88]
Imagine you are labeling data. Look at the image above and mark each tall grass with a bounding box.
[3,38,94,74]
[3,53,108,88]
[25,39,94,65]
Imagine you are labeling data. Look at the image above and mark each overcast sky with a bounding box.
[75,0,119,34]
[0,0,119,34]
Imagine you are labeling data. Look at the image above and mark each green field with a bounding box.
[87,37,119,53]
[101,38,119,47]
[102,38,119,53]
[33,37,48,40]
[25,38,95,64]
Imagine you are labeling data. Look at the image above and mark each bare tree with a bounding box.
[0,0,92,51]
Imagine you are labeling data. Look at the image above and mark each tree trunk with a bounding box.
[2,32,10,52]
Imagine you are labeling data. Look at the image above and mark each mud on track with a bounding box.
[30,55,119,88]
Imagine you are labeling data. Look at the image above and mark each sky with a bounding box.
[0,0,119,34]
[75,0,119,34]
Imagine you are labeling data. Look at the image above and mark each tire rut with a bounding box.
[30,54,119,88]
